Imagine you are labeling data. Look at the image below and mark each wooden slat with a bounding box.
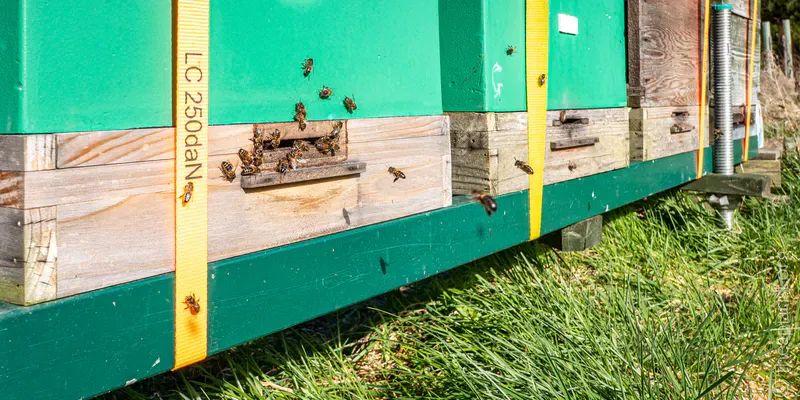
[0,135,55,172]
[240,162,366,189]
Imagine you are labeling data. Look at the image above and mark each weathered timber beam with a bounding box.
[680,173,771,197]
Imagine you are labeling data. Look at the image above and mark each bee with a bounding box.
[559,110,567,123]
[295,101,307,114]
[568,160,578,171]
[330,121,343,139]
[538,73,546,87]
[514,158,535,175]
[319,85,333,99]
[219,160,237,181]
[471,191,498,217]
[183,293,201,315]
[293,139,311,153]
[252,153,263,168]
[287,149,300,170]
[343,96,357,113]
[387,166,406,182]
[267,129,282,149]
[250,125,265,148]
[276,158,290,175]
[295,112,307,130]
[302,58,314,77]
[714,129,724,140]
[240,164,260,176]
[238,148,253,166]
[179,182,194,206]
[506,45,516,55]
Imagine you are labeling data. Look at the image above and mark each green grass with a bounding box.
[104,152,800,400]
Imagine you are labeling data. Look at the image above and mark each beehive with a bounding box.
[0,1,452,305]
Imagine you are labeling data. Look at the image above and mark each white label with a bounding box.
[558,14,579,35]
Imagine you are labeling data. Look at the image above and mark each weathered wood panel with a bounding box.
[0,206,57,305]
[0,135,55,172]
[0,115,452,302]
[628,0,704,107]
[544,108,629,185]
[629,106,708,161]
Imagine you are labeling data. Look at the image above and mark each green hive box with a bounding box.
[547,0,627,110]
[0,1,442,134]
[438,0,627,112]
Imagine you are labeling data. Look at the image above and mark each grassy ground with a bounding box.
[105,151,800,400]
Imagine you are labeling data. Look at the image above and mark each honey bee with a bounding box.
[387,166,406,182]
[315,136,340,156]
[263,129,282,150]
[302,58,314,77]
[471,191,498,217]
[714,129,724,140]
[319,86,333,99]
[330,121,343,139]
[287,149,300,170]
[538,73,546,87]
[183,293,201,315]
[568,160,578,171]
[219,160,237,181]
[294,102,308,130]
[559,110,567,123]
[506,45,516,55]
[250,125,265,148]
[514,158,535,175]
[179,182,194,206]
[238,148,253,166]
[343,96,357,113]
[276,158,290,175]
[240,164,260,176]
[295,101,307,114]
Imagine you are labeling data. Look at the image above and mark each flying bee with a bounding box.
[387,166,406,182]
[238,148,253,166]
[276,158,290,176]
[286,150,300,170]
[714,129,724,140]
[343,96,357,113]
[183,293,201,315]
[302,58,314,77]
[514,158,534,175]
[471,191,498,217]
[219,160,237,181]
[319,85,333,99]
[538,73,546,87]
[568,160,577,171]
[506,45,516,55]
[240,164,260,176]
[179,182,194,206]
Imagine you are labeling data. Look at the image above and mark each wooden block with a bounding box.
[753,148,781,161]
[736,159,781,188]
[0,115,452,304]
[0,206,57,305]
[627,0,704,107]
[544,108,629,185]
[0,135,56,171]
[241,162,367,189]
[680,173,770,197]
[544,215,603,252]
[449,112,529,196]
[629,106,709,161]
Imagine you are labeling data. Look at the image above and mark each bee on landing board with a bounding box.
[319,86,333,99]
[266,129,282,150]
[179,182,194,206]
[514,158,534,175]
[240,164,260,176]
[387,166,406,182]
[238,148,254,166]
[292,139,311,153]
[219,160,237,181]
[471,191,498,217]
[559,110,567,123]
[506,45,516,55]
[294,102,308,130]
[183,293,201,315]
[287,149,300,170]
[276,158,290,176]
[302,58,314,77]
[251,125,265,149]
[343,96,357,113]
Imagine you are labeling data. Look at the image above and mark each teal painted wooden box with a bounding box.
[0,1,443,134]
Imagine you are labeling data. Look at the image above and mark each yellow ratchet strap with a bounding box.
[526,0,549,240]
[697,0,711,178]
[743,0,759,161]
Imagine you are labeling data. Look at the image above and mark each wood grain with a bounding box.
[241,162,366,189]
[628,0,703,107]
[0,135,55,172]
[629,106,706,161]
[10,115,451,301]
[0,206,57,305]
[544,108,629,185]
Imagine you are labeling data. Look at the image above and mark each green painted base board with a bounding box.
[0,143,759,399]
[1,1,442,134]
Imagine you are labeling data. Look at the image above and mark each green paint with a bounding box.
[1,1,442,134]
[541,150,698,234]
[439,0,526,112]
[0,0,20,133]
[208,191,529,352]
[0,275,174,400]
[547,0,627,110]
